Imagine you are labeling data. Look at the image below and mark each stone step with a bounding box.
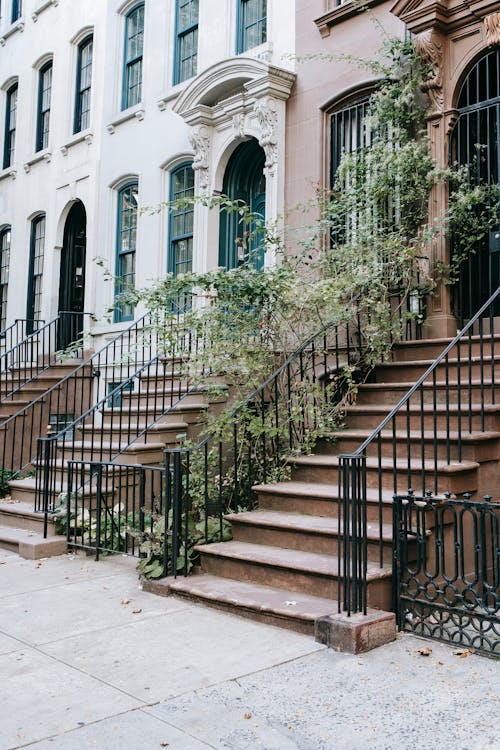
[390,333,500,362]
[287,454,479,495]
[345,402,500,431]
[0,524,66,559]
[321,429,500,463]
[374,355,500,383]
[355,380,500,407]
[0,499,58,535]
[226,509,393,563]
[196,540,392,609]
[146,573,340,635]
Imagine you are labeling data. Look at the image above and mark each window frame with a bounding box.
[36,61,53,153]
[11,0,22,23]
[236,0,267,54]
[168,162,194,276]
[114,181,138,323]
[27,215,45,327]
[122,3,144,111]
[0,226,11,331]
[173,0,199,86]
[74,35,93,134]
[3,82,18,169]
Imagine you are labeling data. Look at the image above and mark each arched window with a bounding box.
[237,0,267,54]
[122,4,144,110]
[330,96,370,184]
[0,226,11,331]
[219,138,266,270]
[3,82,17,169]
[115,182,138,322]
[174,0,198,85]
[27,216,45,330]
[74,35,93,133]
[450,47,500,318]
[168,162,194,276]
[36,61,52,152]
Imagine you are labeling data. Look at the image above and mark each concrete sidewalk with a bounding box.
[0,549,498,750]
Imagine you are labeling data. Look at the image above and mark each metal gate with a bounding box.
[393,491,500,657]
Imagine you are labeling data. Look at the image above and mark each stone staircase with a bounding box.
[149,334,500,634]
[0,364,228,557]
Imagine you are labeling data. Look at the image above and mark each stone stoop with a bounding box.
[144,334,499,653]
[0,500,66,559]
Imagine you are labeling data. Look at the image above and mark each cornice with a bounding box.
[391,0,500,33]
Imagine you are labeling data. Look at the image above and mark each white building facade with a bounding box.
[0,0,295,345]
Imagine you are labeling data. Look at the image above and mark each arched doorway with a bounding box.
[450,48,500,319]
[219,138,266,270]
[58,201,86,349]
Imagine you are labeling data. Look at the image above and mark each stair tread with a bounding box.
[360,380,500,390]
[0,499,45,519]
[346,403,500,413]
[225,510,393,540]
[328,428,500,441]
[168,573,339,621]
[254,481,384,500]
[0,525,52,542]
[379,354,500,367]
[288,454,480,472]
[196,540,392,580]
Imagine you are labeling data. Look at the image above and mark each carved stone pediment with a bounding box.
[391,0,500,34]
[414,29,444,114]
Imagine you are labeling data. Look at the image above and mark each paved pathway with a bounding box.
[0,549,498,749]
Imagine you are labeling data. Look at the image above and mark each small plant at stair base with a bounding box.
[0,469,18,499]
[134,507,232,580]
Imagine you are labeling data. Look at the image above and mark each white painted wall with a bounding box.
[0,0,295,343]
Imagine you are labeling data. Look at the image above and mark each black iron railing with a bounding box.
[64,460,167,560]
[0,312,83,402]
[0,311,163,481]
[160,303,374,579]
[0,318,44,354]
[393,490,499,657]
[35,313,205,515]
[338,286,500,616]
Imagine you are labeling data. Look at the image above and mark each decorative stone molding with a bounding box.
[189,125,211,194]
[32,0,58,22]
[24,151,52,173]
[0,167,17,182]
[484,12,500,46]
[0,20,25,46]
[414,30,444,115]
[61,131,94,155]
[254,98,278,172]
[232,114,246,138]
[107,106,145,134]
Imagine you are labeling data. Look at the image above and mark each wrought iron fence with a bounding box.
[0,318,44,355]
[0,312,83,402]
[393,490,500,657]
[338,285,500,616]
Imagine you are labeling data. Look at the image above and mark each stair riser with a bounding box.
[96,405,200,428]
[345,411,500,432]
[120,390,204,409]
[322,437,499,463]
[0,511,57,536]
[375,361,498,383]
[199,551,392,609]
[89,426,186,449]
[231,522,394,563]
[356,385,500,407]
[290,464,478,495]
[391,337,500,362]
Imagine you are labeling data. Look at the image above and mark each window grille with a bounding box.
[122,4,144,110]
[74,36,93,133]
[174,0,198,85]
[237,0,266,53]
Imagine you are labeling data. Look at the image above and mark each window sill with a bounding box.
[0,166,17,182]
[237,41,272,62]
[60,130,93,155]
[0,19,25,46]
[24,150,52,173]
[32,0,59,22]
[314,0,387,36]
[107,105,145,134]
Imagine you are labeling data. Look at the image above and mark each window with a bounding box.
[74,36,93,133]
[237,0,266,53]
[3,83,17,169]
[174,0,198,85]
[169,163,194,276]
[11,0,22,22]
[115,183,138,322]
[27,216,45,326]
[0,227,10,330]
[122,4,144,110]
[36,62,52,152]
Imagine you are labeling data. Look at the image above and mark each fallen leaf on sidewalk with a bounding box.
[453,649,472,658]
[121,598,131,605]
[132,608,142,614]
[417,647,432,656]
[244,713,252,720]
[160,743,169,747]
